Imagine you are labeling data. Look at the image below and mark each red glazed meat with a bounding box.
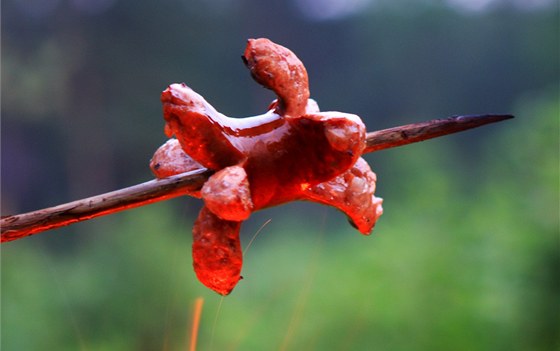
[151,38,383,295]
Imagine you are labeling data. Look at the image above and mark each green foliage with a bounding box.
[2,1,558,350]
[2,92,558,350]
[2,203,200,350]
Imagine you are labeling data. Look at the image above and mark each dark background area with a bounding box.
[2,0,559,350]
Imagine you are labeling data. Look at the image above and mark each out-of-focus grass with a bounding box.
[2,91,558,350]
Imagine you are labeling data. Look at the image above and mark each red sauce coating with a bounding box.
[161,82,366,210]
[150,38,383,295]
[192,206,242,295]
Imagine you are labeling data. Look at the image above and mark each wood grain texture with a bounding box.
[1,114,512,243]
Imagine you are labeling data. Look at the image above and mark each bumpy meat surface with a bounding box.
[150,138,202,178]
[151,38,383,295]
[192,206,242,295]
[305,158,383,234]
[243,38,309,117]
[201,166,253,222]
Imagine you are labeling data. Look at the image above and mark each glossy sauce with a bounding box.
[150,38,381,295]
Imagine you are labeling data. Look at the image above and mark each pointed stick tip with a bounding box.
[454,114,514,123]
[364,113,514,154]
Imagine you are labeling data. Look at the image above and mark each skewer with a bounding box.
[0,114,513,243]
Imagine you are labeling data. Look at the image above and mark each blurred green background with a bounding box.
[2,0,559,350]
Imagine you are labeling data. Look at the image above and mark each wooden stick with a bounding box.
[364,114,513,153]
[0,114,512,243]
[1,168,212,243]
